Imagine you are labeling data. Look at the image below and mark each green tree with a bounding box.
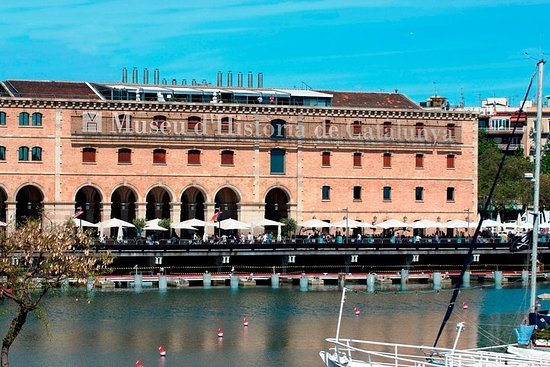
[280,218,297,239]
[132,218,146,238]
[0,220,111,367]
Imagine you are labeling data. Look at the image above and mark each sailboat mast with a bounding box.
[530,59,545,313]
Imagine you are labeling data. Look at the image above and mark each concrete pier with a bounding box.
[522,270,529,286]
[230,275,239,289]
[203,272,212,288]
[400,269,409,291]
[494,271,503,289]
[338,273,346,289]
[462,271,471,288]
[299,275,308,291]
[433,272,442,290]
[367,273,376,293]
[158,275,167,290]
[271,274,280,288]
[86,277,94,292]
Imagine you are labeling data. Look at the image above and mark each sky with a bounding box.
[0,0,549,107]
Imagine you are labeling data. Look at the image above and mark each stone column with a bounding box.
[5,201,16,231]
[136,202,146,219]
[171,202,181,225]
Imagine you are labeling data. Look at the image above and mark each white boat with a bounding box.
[321,59,550,367]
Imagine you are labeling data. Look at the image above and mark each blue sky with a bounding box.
[0,0,549,106]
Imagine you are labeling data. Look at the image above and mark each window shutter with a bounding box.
[447,154,455,169]
[188,150,201,165]
[153,149,166,164]
[118,149,131,163]
[415,154,423,168]
[82,148,96,163]
[322,152,331,166]
[221,151,234,165]
[353,153,361,167]
[383,153,391,168]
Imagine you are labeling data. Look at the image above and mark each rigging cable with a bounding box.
[432,67,538,348]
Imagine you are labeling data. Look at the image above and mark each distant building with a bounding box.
[0,71,477,233]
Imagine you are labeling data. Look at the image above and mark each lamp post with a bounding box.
[343,208,349,244]
[464,208,470,233]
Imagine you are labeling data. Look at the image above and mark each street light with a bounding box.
[342,208,349,244]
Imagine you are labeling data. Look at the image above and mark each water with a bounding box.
[1,284,548,367]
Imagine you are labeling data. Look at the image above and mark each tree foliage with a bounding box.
[0,220,111,367]
[280,218,297,238]
[478,131,533,212]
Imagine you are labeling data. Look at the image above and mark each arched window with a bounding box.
[383,121,392,137]
[152,115,167,130]
[221,150,234,165]
[0,146,5,160]
[153,148,166,164]
[0,111,6,125]
[82,147,96,163]
[220,117,232,133]
[31,147,42,161]
[188,149,201,165]
[118,148,132,164]
[415,187,424,201]
[415,122,425,138]
[352,121,361,135]
[19,112,29,126]
[188,116,202,132]
[270,119,286,139]
[322,185,331,200]
[447,123,456,139]
[270,148,285,174]
[32,112,42,126]
[324,120,331,135]
[18,146,29,161]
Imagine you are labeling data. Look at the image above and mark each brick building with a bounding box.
[0,77,478,235]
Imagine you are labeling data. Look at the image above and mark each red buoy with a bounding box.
[354,306,360,316]
[136,359,144,367]
[462,302,469,310]
[217,328,224,337]
[243,316,249,327]
[158,346,166,357]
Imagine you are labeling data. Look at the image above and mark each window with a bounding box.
[118,148,131,164]
[152,115,166,130]
[31,113,42,126]
[415,154,424,169]
[19,112,29,126]
[447,187,455,202]
[383,153,392,168]
[383,121,392,137]
[447,124,456,139]
[353,152,362,167]
[82,147,96,163]
[415,123,425,138]
[322,151,331,167]
[383,186,392,201]
[220,117,232,133]
[153,148,166,164]
[221,150,234,165]
[0,146,5,160]
[322,185,331,200]
[324,120,331,135]
[270,148,285,174]
[18,146,29,161]
[447,154,455,169]
[415,187,424,201]
[31,147,42,161]
[188,116,202,132]
[0,111,5,125]
[353,186,362,200]
[188,149,201,165]
[115,114,131,130]
[271,119,286,139]
[352,121,361,135]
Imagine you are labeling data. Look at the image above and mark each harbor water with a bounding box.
[1,283,546,367]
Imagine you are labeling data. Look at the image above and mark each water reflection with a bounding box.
[1,285,546,367]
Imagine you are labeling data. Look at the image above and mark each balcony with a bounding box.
[483,127,524,135]
[497,143,522,150]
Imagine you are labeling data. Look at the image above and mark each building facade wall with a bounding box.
[0,98,478,232]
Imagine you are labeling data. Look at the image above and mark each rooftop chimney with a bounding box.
[181,79,187,86]
[237,72,243,87]
[153,68,160,85]
[122,67,128,83]
[162,78,167,85]
[247,72,253,88]
[217,71,223,87]
[143,68,149,84]
[132,67,138,84]
[191,79,197,86]
[257,72,263,88]
[172,78,177,85]
[227,71,233,87]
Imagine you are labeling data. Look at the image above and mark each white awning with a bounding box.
[274,89,333,98]
[229,89,262,96]
[169,87,204,94]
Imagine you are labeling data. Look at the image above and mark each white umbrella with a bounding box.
[72,217,99,228]
[176,218,209,227]
[331,219,362,229]
[99,217,135,228]
[375,219,408,229]
[0,221,7,227]
[251,218,285,227]
[410,219,440,229]
[146,218,161,226]
[520,222,534,230]
[144,223,169,231]
[298,219,331,228]
[539,222,550,229]
[444,219,470,229]
[116,226,124,242]
[219,218,251,230]
[481,219,502,228]
[172,221,202,230]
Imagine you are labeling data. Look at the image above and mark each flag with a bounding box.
[210,211,223,222]
[73,209,84,218]
[510,230,532,252]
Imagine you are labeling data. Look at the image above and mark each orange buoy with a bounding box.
[217,328,224,337]
[159,346,166,357]
[462,302,469,310]
[354,306,360,316]
[243,316,249,327]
